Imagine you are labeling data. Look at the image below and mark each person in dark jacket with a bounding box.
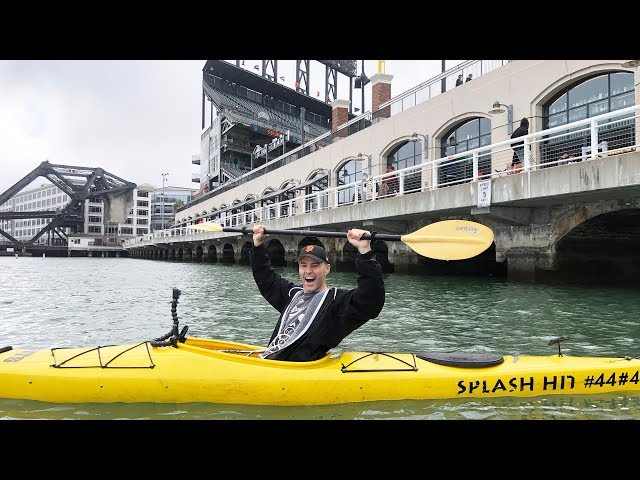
[510,117,529,169]
[249,224,385,362]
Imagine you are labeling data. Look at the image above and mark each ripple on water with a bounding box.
[2,258,640,419]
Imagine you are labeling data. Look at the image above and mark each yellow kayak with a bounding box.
[1,336,639,405]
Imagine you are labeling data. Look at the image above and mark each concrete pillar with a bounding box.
[370,73,394,123]
[506,254,535,281]
[331,99,350,141]
[631,62,640,150]
[506,247,556,282]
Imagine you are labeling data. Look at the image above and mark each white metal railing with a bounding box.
[380,60,509,117]
[125,104,639,247]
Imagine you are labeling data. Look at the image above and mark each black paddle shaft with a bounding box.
[222,226,401,241]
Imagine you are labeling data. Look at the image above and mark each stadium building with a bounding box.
[175,59,636,229]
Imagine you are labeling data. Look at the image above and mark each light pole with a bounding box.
[300,107,306,146]
[356,152,372,201]
[161,172,169,230]
[411,132,431,189]
[488,101,514,135]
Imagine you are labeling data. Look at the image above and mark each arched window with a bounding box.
[439,118,491,185]
[243,195,257,224]
[259,188,277,220]
[230,199,243,226]
[541,72,635,163]
[218,204,229,226]
[278,182,296,218]
[304,170,329,212]
[387,141,422,194]
[544,72,634,128]
[389,141,421,170]
[337,159,364,205]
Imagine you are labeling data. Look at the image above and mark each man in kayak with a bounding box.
[250,225,385,362]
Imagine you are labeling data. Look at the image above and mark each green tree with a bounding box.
[172,199,184,214]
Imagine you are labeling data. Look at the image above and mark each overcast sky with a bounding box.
[0,59,465,195]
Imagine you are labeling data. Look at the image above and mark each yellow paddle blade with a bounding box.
[190,222,224,233]
[400,220,494,261]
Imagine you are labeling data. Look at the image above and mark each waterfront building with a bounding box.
[0,183,71,245]
[125,59,640,283]
[150,186,196,232]
[175,60,636,227]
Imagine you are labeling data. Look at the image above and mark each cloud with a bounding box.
[0,60,203,194]
[0,59,463,197]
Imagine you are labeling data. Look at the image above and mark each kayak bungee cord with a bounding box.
[45,288,189,369]
[149,288,188,348]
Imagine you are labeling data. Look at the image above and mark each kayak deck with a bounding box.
[1,336,640,405]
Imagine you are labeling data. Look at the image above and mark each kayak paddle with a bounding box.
[190,219,493,261]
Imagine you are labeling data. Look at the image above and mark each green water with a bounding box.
[1,256,640,420]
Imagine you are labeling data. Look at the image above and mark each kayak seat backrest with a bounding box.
[416,352,504,368]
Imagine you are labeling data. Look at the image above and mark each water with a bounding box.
[2,256,640,420]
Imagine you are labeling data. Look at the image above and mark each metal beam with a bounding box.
[44,173,77,196]
[296,60,310,96]
[262,60,277,82]
[325,65,337,103]
[318,60,357,78]
[0,226,19,244]
[0,161,49,206]
[0,211,59,219]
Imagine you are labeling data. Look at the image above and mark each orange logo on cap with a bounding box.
[305,245,314,252]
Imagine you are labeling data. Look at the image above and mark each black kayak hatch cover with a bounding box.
[416,352,504,368]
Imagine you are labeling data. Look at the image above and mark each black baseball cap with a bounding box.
[297,244,329,264]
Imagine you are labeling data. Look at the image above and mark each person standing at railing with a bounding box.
[558,152,578,165]
[510,117,529,173]
[382,165,398,196]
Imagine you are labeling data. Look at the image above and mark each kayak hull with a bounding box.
[1,337,639,405]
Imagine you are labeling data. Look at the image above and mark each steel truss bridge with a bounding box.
[0,161,136,252]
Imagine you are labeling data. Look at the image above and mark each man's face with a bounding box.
[298,256,331,293]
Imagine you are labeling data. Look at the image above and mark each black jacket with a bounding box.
[249,244,385,361]
[511,124,529,162]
